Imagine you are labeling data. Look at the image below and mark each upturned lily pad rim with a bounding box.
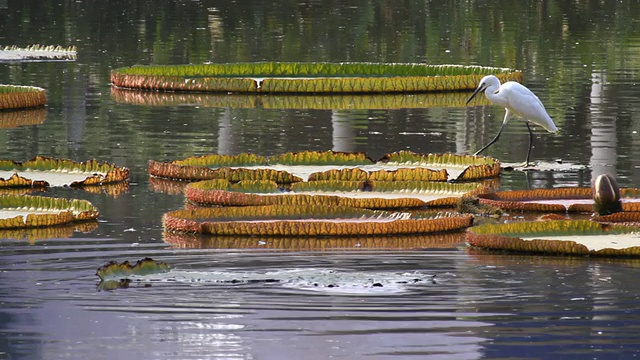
[478,187,640,213]
[148,150,501,183]
[0,194,99,229]
[0,45,77,62]
[111,62,522,93]
[184,179,487,209]
[163,204,473,236]
[0,84,47,110]
[467,220,640,257]
[0,156,130,188]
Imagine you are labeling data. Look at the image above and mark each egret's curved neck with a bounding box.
[485,84,508,107]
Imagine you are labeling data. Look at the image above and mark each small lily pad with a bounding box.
[467,220,640,256]
[0,85,47,110]
[0,156,129,188]
[163,204,473,236]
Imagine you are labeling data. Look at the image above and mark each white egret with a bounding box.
[466,75,558,166]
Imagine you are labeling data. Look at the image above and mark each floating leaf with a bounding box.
[0,85,46,110]
[478,187,640,213]
[163,204,473,236]
[0,195,98,228]
[467,220,640,256]
[111,62,522,93]
[150,150,500,183]
[185,179,486,209]
[0,45,77,62]
[0,156,129,188]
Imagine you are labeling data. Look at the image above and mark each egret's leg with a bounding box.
[524,122,533,167]
[474,110,511,156]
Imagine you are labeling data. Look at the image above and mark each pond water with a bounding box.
[1,0,640,359]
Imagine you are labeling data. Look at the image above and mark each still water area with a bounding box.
[1,1,640,359]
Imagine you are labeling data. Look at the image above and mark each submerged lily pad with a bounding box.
[111,87,491,109]
[478,188,640,213]
[185,179,487,209]
[0,85,47,110]
[96,257,171,281]
[0,195,98,228]
[0,45,77,62]
[0,156,129,187]
[111,62,522,93]
[149,150,500,183]
[467,220,640,256]
[163,204,473,236]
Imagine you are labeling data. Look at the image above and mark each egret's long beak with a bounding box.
[466,84,485,105]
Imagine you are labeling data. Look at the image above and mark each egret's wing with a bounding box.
[503,82,558,132]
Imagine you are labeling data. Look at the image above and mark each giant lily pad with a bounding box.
[163,204,473,236]
[149,150,500,183]
[0,85,46,110]
[467,220,640,256]
[164,230,466,250]
[0,156,129,188]
[111,87,491,109]
[185,179,487,209]
[111,62,522,93]
[0,45,77,62]
[0,195,98,228]
[478,187,640,213]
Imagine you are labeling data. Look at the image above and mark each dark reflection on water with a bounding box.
[1,0,640,359]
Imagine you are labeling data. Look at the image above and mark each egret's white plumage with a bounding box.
[467,75,558,166]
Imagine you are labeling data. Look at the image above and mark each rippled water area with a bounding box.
[1,1,640,359]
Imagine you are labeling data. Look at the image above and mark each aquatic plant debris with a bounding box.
[111,62,522,93]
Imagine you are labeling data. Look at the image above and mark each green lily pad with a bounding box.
[149,150,500,183]
[0,194,98,228]
[111,62,521,93]
[163,204,473,236]
[0,156,129,188]
[185,179,487,209]
[0,45,77,62]
[467,220,640,256]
